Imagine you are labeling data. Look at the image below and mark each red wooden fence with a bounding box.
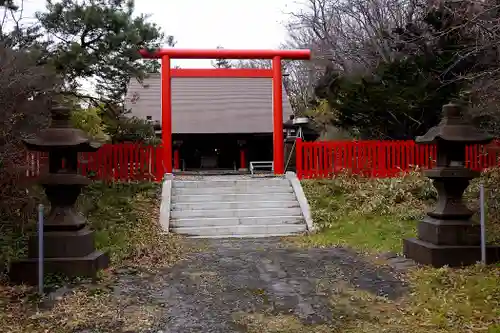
[25,143,164,182]
[25,140,500,182]
[296,138,500,179]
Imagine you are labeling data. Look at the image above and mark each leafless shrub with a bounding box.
[0,41,59,268]
[284,0,500,130]
[283,0,426,112]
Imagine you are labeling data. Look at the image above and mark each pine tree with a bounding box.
[36,0,174,102]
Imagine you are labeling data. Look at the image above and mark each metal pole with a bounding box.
[38,204,44,295]
[285,139,297,172]
[480,184,486,264]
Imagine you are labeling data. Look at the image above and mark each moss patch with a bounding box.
[233,312,333,333]
[325,264,500,333]
[290,213,417,254]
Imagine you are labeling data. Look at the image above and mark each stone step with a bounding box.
[172,192,297,203]
[170,215,304,228]
[170,207,303,219]
[172,185,293,195]
[188,234,299,239]
[172,178,289,188]
[170,223,307,237]
[171,200,299,211]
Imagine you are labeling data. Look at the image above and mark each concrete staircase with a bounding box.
[169,176,307,238]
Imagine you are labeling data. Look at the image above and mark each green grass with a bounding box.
[300,215,417,253]
[286,174,423,254]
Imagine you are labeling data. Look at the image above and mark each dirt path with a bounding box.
[112,238,407,333]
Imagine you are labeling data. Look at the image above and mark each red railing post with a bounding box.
[326,142,333,177]
[155,145,164,181]
[312,141,318,178]
[378,141,386,177]
[369,141,376,177]
[306,141,311,178]
[296,138,303,179]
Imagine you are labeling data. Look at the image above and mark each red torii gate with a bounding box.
[139,48,312,175]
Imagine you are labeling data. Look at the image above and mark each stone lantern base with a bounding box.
[9,226,109,285]
[404,240,500,268]
[404,217,500,267]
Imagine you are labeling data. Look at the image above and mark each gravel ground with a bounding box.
[113,238,408,333]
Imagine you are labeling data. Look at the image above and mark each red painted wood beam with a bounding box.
[139,48,311,60]
[161,55,173,174]
[272,56,284,175]
[170,68,273,78]
[140,48,312,176]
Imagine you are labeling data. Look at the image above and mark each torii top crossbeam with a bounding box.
[139,48,311,175]
[139,48,311,60]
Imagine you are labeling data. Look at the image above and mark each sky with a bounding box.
[10,0,300,68]
[135,0,300,68]
[5,0,301,95]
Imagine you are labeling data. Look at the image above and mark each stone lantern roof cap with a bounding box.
[22,102,102,152]
[283,115,313,129]
[415,103,493,144]
[283,115,297,129]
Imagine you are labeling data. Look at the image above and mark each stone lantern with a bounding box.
[283,115,319,172]
[10,101,109,284]
[403,103,500,267]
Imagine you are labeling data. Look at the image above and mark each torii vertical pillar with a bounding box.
[272,56,284,174]
[140,48,311,175]
[161,55,172,174]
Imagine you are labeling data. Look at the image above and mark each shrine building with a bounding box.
[124,69,294,172]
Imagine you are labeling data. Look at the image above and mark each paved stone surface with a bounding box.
[379,251,419,271]
[116,238,407,333]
